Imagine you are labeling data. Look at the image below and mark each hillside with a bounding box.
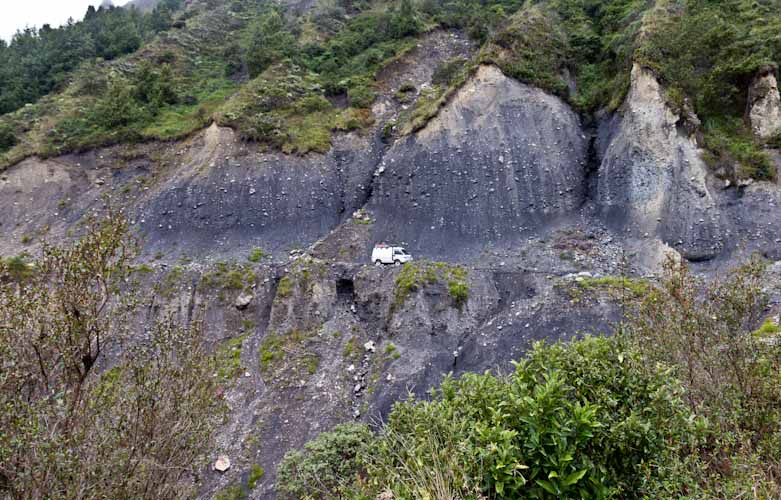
[1,0,780,499]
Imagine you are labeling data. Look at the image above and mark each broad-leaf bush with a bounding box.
[279,337,702,499]
[628,256,781,496]
[276,423,373,499]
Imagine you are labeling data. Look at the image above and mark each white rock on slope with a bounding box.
[747,68,781,141]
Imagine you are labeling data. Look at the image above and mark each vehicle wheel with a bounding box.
[374,260,382,267]
[394,260,401,266]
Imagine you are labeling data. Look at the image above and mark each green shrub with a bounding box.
[701,117,776,181]
[629,256,781,491]
[248,464,265,489]
[216,335,247,380]
[347,83,375,108]
[285,336,703,498]
[0,123,17,153]
[277,276,293,298]
[248,247,266,263]
[432,57,467,86]
[259,334,284,373]
[276,423,373,499]
[0,254,34,282]
[754,318,781,338]
[448,280,468,308]
[215,482,248,500]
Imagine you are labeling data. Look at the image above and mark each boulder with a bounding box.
[213,454,230,472]
[234,293,253,310]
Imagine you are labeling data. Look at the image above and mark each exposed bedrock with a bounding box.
[134,125,382,258]
[747,67,781,141]
[368,64,589,259]
[596,64,724,262]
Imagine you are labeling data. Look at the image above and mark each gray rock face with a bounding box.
[597,64,723,261]
[748,68,781,141]
[369,65,588,258]
[135,125,381,257]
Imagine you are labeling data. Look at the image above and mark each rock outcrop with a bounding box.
[369,64,588,258]
[747,66,781,141]
[2,48,781,500]
[597,64,723,261]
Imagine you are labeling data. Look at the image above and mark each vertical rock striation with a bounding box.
[369,64,588,258]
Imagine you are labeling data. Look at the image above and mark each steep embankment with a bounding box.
[369,64,588,258]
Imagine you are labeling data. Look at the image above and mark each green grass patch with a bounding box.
[201,261,256,291]
[701,117,777,181]
[248,247,266,263]
[277,276,293,298]
[566,275,650,304]
[215,482,248,500]
[0,254,35,282]
[259,334,285,374]
[217,334,248,381]
[753,318,781,339]
[248,464,265,489]
[393,261,469,311]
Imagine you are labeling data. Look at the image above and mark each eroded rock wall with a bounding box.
[369,65,589,258]
[597,64,723,261]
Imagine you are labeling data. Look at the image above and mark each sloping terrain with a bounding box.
[1,0,781,498]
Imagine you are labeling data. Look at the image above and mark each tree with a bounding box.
[0,209,221,499]
[245,10,297,78]
[388,0,420,39]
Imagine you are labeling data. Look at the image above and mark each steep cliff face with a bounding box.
[134,124,381,258]
[369,65,588,258]
[2,52,781,498]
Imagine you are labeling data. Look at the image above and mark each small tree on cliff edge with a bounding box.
[0,209,222,499]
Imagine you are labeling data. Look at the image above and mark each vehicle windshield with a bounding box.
[396,249,407,255]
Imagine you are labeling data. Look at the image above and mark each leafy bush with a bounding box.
[0,254,33,282]
[700,117,776,181]
[245,9,297,78]
[248,463,265,489]
[0,210,221,498]
[628,256,781,495]
[248,247,266,262]
[0,1,181,115]
[347,82,375,108]
[282,336,702,498]
[432,57,467,86]
[276,423,373,499]
[0,123,16,153]
[448,280,468,308]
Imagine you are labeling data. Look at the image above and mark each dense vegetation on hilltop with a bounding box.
[0,0,183,115]
[0,0,779,179]
[279,258,781,499]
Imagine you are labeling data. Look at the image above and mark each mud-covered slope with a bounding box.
[134,125,382,258]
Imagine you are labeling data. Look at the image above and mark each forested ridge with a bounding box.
[0,0,183,116]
